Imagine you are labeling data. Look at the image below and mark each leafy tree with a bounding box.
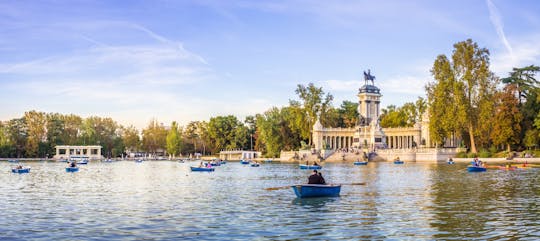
[142,119,167,155]
[380,105,406,128]
[427,39,497,153]
[24,111,47,157]
[290,83,333,146]
[206,115,248,153]
[338,100,359,128]
[61,114,82,145]
[524,129,539,150]
[501,65,540,104]
[7,118,27,158]
[166,121,182,158]
[122,125,140,153]
[256,107,285,157]
[491,84,522,151]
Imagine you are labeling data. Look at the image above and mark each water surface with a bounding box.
[1,161,539,240]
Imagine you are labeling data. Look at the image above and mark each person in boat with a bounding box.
[17,165,23,169]
[472,157,479,167]
[318,171,326,185]
[395,156,400,161]
[308,170,325,184]
[206,162,212,168]
[198,161,204,167]
[69,161,77,167]
[447,157,453,163]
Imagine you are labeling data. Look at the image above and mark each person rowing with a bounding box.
[308,170,326,184]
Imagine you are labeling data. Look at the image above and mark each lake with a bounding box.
[1,160,539,240]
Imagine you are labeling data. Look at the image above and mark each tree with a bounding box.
[206,115,248,153]
[142,119,167,155]
[122,125,140,153]
[524,129,539,150]
[338,101,359,128]
[7,118,27,158]
[256,108,285,157]
[491,84,522,151]
[290,83,333,146]
[427,39,497,153]
[166,121,182,158]
[501,65,540,104]
[24,111,47,157]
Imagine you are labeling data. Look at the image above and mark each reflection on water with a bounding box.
[291,196,338,208]
[0,161,538,240]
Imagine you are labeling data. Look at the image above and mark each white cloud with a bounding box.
[491,34,540,76]
[486,0,513,56]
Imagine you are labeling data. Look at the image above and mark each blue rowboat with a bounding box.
[240,160,250,164]
[448,161,455,164]
[467,166,487,172]
[394,160,404,164]
[250,163,260,167]
[190,166,215,172]
[354,161,368,165]
[291,184,341,198]
[66,167,79,172]
[11,167,30,173]
[299,164,322,170]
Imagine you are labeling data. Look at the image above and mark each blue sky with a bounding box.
[1,0,540,129]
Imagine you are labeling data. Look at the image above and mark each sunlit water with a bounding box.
[1,161,539,240]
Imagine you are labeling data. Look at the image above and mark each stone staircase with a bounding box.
[323,150,385,162]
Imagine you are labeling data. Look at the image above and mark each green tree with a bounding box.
[122,125,140,153]
[61,114,82,145]
[142,119,167,155]
[166,121,182,158]
[7,118,27,158]
[491,84,522,151]
[427,39,497,153]
[206,115,248,153]
[501,65,540,104]
[290,83,333,146]
[338,100,359,128]
[524,129,539,150]
[24,110,47,157]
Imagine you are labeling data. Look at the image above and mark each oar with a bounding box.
[265,182,366,191]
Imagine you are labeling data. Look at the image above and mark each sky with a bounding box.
[1,0,540,129]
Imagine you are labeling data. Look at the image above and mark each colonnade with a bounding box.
[323,136,354,149]
[385,135,416,149]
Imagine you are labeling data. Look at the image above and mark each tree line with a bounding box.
[1,39,538,158]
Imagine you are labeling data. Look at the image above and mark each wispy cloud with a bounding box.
[486,0,513,57]
[491,34,540,76]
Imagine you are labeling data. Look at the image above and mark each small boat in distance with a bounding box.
[467,166,487,172]
[299,164,322,170]
[393,157,404,164]
[353,161,368,165]
[135,159,144,163]
[66,167,79,172]
[11,166,30,173]
[240,160,250,164]
[190,166,215,172]
[291,184,341,198]
[250,163,260,167]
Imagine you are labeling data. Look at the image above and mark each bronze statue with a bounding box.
[363,69,375,85]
